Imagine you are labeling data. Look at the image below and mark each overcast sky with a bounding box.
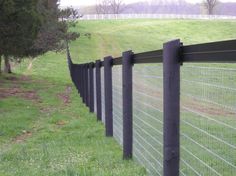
[60,0,236,7]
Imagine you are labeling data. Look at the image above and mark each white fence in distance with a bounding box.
[80,14,236,20]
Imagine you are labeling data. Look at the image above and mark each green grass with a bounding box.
[1,19,236,176]
[0,73,146,176]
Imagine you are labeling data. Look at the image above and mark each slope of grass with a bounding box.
[70,19,236,63]
[0,19,236,176]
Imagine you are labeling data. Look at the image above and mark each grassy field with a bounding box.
[1,19,236,176]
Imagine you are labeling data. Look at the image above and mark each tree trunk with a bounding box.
[209,7,213,15]
[4,55,12,73]
[0,56,2,74]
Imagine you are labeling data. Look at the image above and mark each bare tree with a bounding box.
[96,0,111,14]
[110,0,124,14]
[0,56,2,74]
[203,0,219,15]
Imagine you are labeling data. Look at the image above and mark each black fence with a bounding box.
[68,39,236,176]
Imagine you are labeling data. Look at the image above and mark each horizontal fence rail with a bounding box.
[67,39,236,176]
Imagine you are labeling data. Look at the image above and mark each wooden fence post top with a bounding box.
[95,60,102,68]
[89,62,95,68]
[163,39,180,45]
[122,51,134,66]
[163,39,181,62]
[122,50,133,56]
[104,56,113,64]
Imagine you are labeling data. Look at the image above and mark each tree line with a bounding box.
[87,0,220,15]
[0,0,79,73]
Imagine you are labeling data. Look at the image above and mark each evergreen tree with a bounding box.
[0,0,42,73]
[0,0,80,73]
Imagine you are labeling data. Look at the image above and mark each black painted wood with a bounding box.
[89,63,94,112]
[163,39,181,176]
[122,50,133,159]
[85,64,89,107]
[104,56,113,137]
[96,60,102,121]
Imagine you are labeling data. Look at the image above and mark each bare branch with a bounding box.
[203,0,219,15]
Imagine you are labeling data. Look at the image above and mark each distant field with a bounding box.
[0,19,236,176]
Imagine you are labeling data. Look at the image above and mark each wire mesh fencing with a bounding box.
[180,64,236,176]
[112,66,123,145]
[133,64,164,176]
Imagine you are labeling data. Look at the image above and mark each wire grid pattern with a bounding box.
[101,67,105,124]
[180,64,236,176]
[112,66,123,145]
[93,68,97,114]
[133,64,163,176]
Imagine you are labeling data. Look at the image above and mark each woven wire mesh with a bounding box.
[133,64,163,176]
[101,67,105,124]
[93,68,97,114]
[180,64,236,176]
[112,66,123,145]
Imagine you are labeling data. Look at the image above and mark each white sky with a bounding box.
[59,0,236,7]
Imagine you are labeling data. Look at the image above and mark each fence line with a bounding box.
[68,39,236,176]
[80,14,236,20]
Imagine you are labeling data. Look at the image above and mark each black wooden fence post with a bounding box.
[84,64,87,105]
[78,65,82,96]
[122,50,133,159]
[96,60,102,121]
[80,65,83,97]
[89,62,94,112]
[163,39,181,176]
[83,64,87,104]
[104,56,113,137]
[81,64,85,103]
[85,64,89,107]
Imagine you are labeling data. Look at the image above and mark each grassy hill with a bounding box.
[0,19,236,176]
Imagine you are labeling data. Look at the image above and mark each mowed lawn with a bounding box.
[0,19,236,176]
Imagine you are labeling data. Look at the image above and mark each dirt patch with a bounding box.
[13,130,32,143]
[0,75,40,101]
[5,76,18,81]
[182,97,235,117]
[0,79,4,84]
[56,120,67,126]
[57,86,72,105]
[4,75,31,82]
[19,75,31,82]
[0,87,39,101]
